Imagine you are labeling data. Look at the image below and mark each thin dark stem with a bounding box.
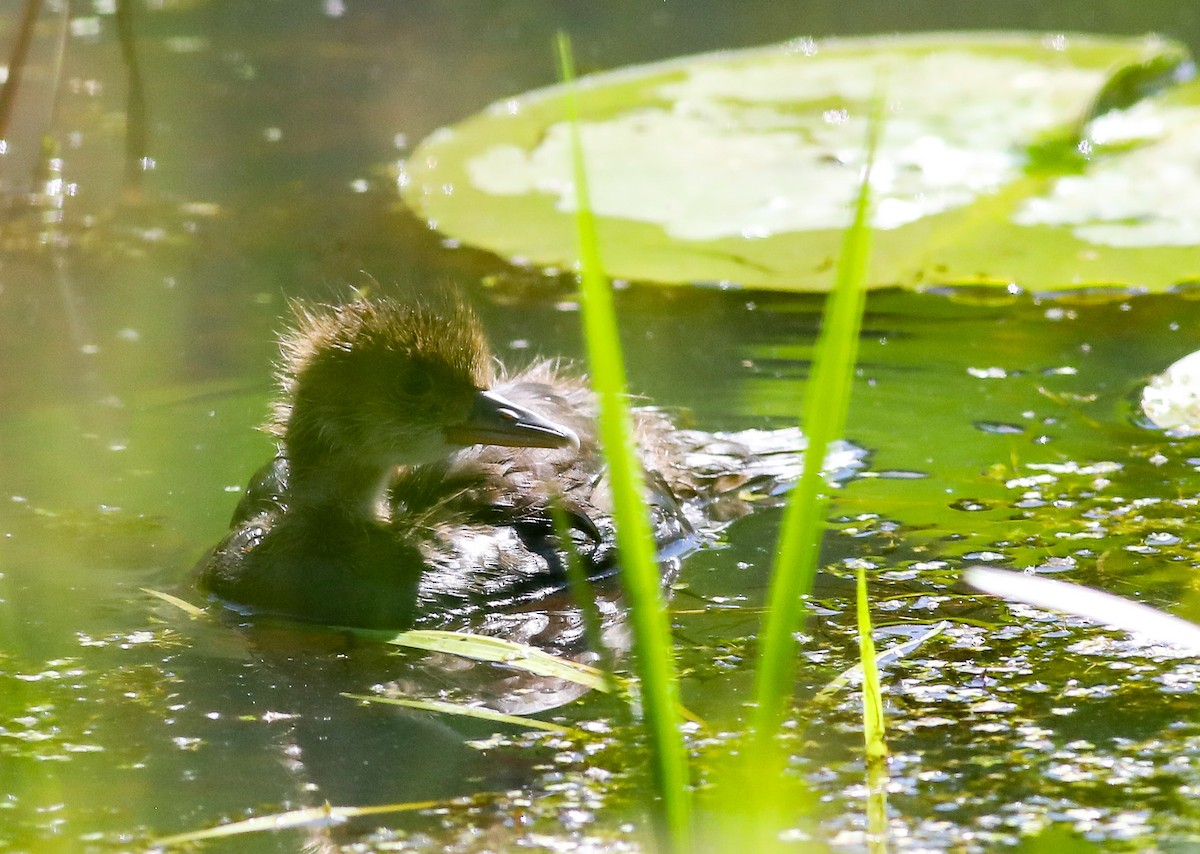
[115,0,148,194]
[0,0,45,142]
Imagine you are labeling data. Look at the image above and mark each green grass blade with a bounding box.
[750,106,880,751]
[385,629,615,693]
[142,587,209,619]
[185,608,617,696]
[341,693,580,735]
[152,800,444,847]
[856,568,887,766]
[557,31,692,850]
[857,567,890,852]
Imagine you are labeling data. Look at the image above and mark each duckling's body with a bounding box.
[197,295,843,636]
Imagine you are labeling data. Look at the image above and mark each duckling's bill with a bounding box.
[445,389,580,450]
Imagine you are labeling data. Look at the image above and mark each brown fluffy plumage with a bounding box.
[269,296,492,440]
[195,294,836,640]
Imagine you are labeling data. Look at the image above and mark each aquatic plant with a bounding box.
[557,32,693,850]
[558,32,881,848]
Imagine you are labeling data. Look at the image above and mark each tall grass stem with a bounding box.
[556,31,692,850]
[749,106,880,754]
[857,566,890,851]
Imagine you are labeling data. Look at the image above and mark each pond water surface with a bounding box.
[5,3,1200,852]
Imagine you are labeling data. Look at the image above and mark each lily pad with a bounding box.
[400,32,1199,292]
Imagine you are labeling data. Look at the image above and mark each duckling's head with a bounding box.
[271,297,577,474]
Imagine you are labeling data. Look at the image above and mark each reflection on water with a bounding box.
[3,1,1200,850]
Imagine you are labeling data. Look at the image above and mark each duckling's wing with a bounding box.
[413,520,609,611]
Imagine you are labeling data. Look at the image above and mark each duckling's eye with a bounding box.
[401,369,433,397]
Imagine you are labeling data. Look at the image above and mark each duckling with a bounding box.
[196,294,856,635]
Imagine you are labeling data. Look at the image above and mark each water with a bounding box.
[4,2,1200,851]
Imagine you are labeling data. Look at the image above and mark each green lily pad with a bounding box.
[400,32,1198,292]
